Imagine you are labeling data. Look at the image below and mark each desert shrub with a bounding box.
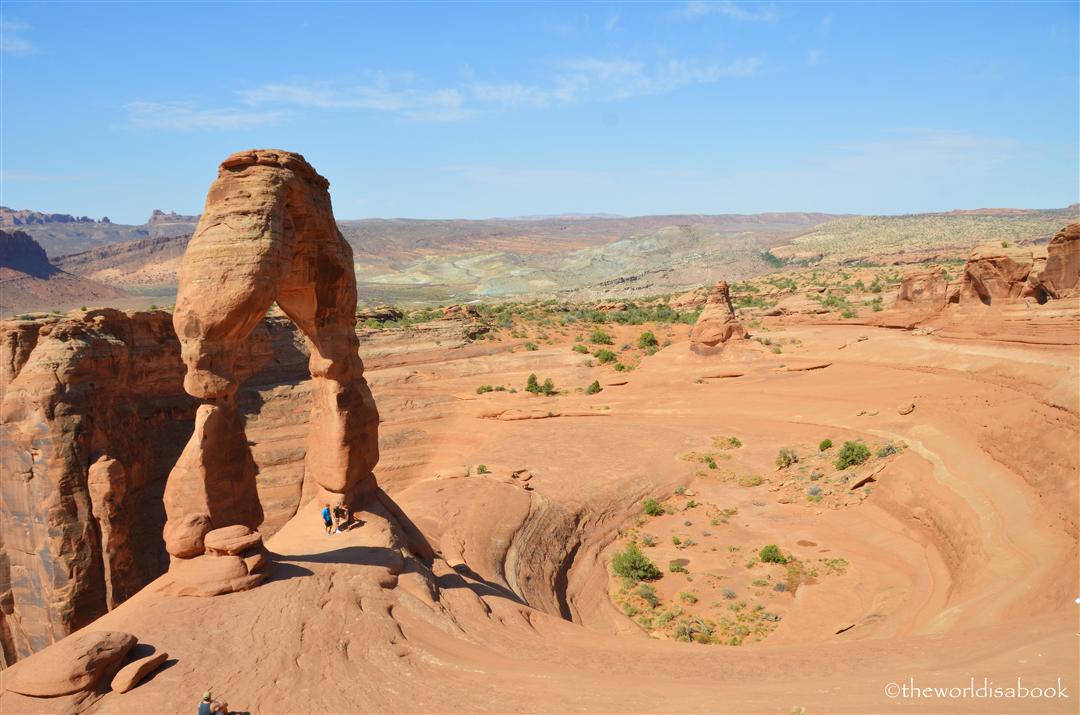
[523,341,538,351]
[1001,240,1009,248]
[738,474,764,487]
[572,344,589,354]
[818,438,833,451]
[807,485,821,497]
[590,329,614,345]
[775,448,798,468]
[525,374,541,394]
[613,362,629,372]
[703,456,717,470]
[611,543,661,582]
[809,470,823,481]
[671,535,681,546]
[773,582,788,592]
[585,380,602,395]
[834,440,871,470]
[643,499,665,516]
[727,436,742,448]
[759,544,787,564]
[476,464,490,474]
[669,561,688,574]
[840,308,857,319]
[637,331,658,349]
[476,384,494,394]
[640,533,657,547]
[594,349,617,364]
[722,588,737,599]
[679,591,699,604]
[876,443,898,458]
[636,583,661,608]
[541,378,555,396]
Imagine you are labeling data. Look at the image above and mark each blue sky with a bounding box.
[2,1,1077,223]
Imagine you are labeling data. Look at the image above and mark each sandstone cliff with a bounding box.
[0,310,312,666]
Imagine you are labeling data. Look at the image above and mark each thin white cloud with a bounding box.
[1,19,37,55]
[127,53,761,130]
[605,14,621,32]
[681,1,779,23]
[125,101,289,131]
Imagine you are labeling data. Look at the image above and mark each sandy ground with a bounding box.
[2,318,1077,714]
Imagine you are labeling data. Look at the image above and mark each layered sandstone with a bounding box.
[0,311,311,665]
[1039,222,1079,298]
[162,149,380,595]
[689,281,748,355]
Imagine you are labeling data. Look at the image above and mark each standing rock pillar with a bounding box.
[163,149,380,595]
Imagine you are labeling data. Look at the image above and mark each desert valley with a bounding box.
[0,148,1076,714]
[2,2,1078,713]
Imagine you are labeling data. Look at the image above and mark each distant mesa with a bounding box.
[0,206,109,226]
[146,209,199,225]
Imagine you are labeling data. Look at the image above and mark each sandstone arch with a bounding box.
[163,149,379,593]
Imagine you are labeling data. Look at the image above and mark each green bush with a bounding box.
[572,344,589,354]
[640,533,657,547]
[476,464,490,474]
[818,438,833,451]
[541,378,555,396]
[834,440,871,470]
[637,331,658,349]
[759,544,787,564]
[590,329,614,345]
[636,583,661,607]
[476,384,494,394]
[594,349,617,364]
[643,499,665,516]
[775,448,798,468]
[669,561,689,574]
[523,341,538,351]
[585,380,602,395]
[611,543,661,582]
[525,373,541,394]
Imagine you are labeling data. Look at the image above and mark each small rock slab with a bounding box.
[5,630,136,696]
[897,401,916,415]
[204,524,262,555]
[111,650,168,693]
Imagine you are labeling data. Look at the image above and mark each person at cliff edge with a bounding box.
[322,503,334,535]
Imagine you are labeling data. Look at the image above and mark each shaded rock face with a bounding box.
[689,281,748,355]
[961,245,1035,306]
[1039,222,1079,299]
[0,230,56,278]
[163,149,379,593]
[0,311,313,665]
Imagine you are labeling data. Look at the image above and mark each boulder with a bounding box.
[204,525,263,556]
[162,512,212,559]
[4,630,136,697]
[165,553,265,597]
[110,650,168,694]
[897,402,915,415]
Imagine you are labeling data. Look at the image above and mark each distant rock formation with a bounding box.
[0,230,126,315]
[880,222,1080,342]
[0,229,56,278]
[1038,222,1079,299]
[0,310,314,665]
[0,207,107,227]
[145,209,199,225]
[689,281,749,355]
[162,149,379,596]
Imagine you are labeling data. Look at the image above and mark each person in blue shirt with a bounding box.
[321,503,333,535]
[198,692,212,715]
